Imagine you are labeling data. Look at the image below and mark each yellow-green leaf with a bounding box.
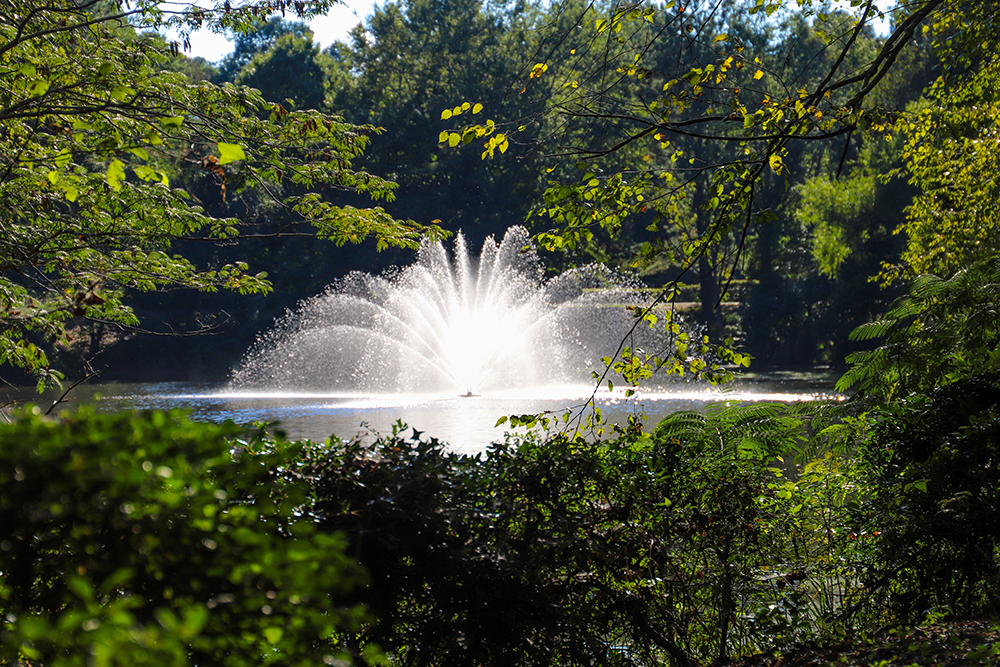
[472,103,483,114]
[110,86,136,102]
[217,142,246,165]
[448,132,461,148]
[54,148,71,168]
[106,159,125,191]
[29,79,50,96]
[438,130,449,143]
[768,153,783,174]
[441,109,452,120]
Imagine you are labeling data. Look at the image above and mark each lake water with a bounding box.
[2,372,842,454]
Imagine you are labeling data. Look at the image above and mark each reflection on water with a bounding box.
[2,374,843,455]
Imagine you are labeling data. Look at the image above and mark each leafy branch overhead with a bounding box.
[435,0,986,388]
[0,0,445,389]
[445,0,940,250]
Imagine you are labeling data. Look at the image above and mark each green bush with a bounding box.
[0,407,372,667]
[858,374,1000,621]
[296,404,862,667]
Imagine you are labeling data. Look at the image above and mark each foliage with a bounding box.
[8,392,998,666]
[838,256,1000,401]
[215,17,314,83]
[234,32,328,111]
[431,0,957,371]
[293,401,873,667]
[888,60,1000,282]
[0,407,370,667]
[0,0,444,389]
[738,136,908,368]
[319,0,993,376]
[795,171,878,279]
[829,255,1000,625]
[329,0,546,244]
[854,373,1000,623]
[445,0,909,264]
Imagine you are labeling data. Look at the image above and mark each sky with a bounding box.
[181,0,377,62]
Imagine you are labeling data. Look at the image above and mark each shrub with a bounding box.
[858,373,1000,621]
[0,407,371,667]
[297,403,853,667]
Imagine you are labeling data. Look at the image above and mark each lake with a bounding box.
[1,372,842,454]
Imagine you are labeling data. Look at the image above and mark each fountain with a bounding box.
[45,229,833,451]
[230,227,663,396]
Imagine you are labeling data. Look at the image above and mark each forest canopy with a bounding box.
[0,0,444,389]
[2,0,999,386]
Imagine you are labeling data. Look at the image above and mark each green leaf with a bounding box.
[134,165,168,185]
[67,575,94,601]
[160,116,184,128]
[217,142,246,165]
[54,148,71,168]
[106,159,126,191]
[110,85,136,102]
[28,79,50,96]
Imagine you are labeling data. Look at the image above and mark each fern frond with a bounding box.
[849,319,896,342]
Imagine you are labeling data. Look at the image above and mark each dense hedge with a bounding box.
[2,386,998,666]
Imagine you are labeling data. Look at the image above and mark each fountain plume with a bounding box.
[231,227,663,395]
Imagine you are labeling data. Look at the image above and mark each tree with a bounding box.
[739,138,908,367]
[441,0,960,380]
[330,0,548,245]
[0,407,371,666]
[887,59,1000,282]
[215,16,314,83]
[0,0,443,389]
[234,31,328,111]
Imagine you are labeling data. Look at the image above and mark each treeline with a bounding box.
[68,0,942,383]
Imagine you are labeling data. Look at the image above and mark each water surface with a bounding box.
[3,374,841,454]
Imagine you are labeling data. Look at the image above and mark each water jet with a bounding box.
[230,227,667,396]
